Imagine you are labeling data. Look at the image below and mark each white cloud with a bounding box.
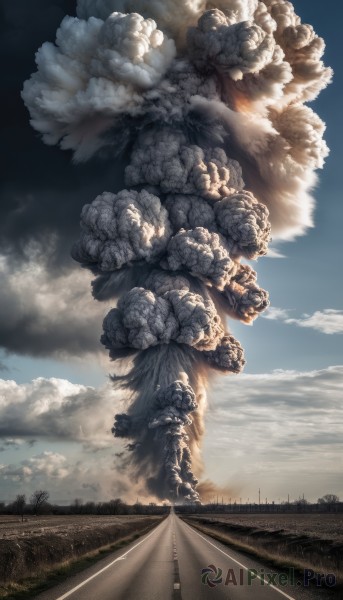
[0,451,69,483]
[0,250,112,359]
[263,307,343,334]
[0,376,157,504]
[263,307,291,320]
[1,368,342,503]
[204,366,343,502]
[265,247,286,258]
[0,438,25,448]
[0,377,120,449]
[286,309,343,334]
[0,447,150,504]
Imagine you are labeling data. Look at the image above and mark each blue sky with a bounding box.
[0,0,342,505]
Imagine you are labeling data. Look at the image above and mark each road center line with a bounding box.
[55,522,163,600]
[183,521,296,600]
[172,521,182,599]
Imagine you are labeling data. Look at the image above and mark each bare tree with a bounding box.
[13,494,26,522]
[108,498,124,515]
[30,490,49,515]
[72,498,83,514]
[318,494,340,504]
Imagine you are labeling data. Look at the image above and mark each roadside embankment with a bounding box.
[181,514,343,588]
[0,515,163,586]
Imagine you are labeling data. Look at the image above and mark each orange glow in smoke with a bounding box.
[223,79,252,113]
[231,90,252,113]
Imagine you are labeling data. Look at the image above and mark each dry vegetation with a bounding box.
[0,514,158,540]
[0,514,163,586]
[182,513,343,587]
[193,513,343,542]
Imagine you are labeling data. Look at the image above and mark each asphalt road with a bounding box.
[36,512,330,600]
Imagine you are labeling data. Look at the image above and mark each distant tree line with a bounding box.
[2,490,51,521]
[0,491,341,517]
[176,494,343,514]
[0,491,169,518]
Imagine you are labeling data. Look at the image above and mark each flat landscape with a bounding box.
[190,513,343,542]
[0,514,157,540]
[0,514,164,588]
[182,512,343,585]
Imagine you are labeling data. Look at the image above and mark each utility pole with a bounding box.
[259,488,260,505]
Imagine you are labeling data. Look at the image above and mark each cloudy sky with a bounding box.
[0,0,342,505]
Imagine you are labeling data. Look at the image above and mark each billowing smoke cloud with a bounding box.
[23,0,331,501]
[71,189,172,270]
[22,12,176,161]
[126,129,243,200]
[163,228,235,289]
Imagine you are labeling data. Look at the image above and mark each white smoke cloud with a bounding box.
[76,0,259,46]
[194,97,328,239]
[23,1,332,241]
[22,12,175,161]
[264,0,332,105]
[22,0,332,502]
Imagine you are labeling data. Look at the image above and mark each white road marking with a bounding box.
[55,523,163,600]
[172,521,182,596]
[183,521,297,600]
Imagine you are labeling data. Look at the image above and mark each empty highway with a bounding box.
[36,512,329,600]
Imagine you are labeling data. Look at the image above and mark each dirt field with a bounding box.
[190,513,343,542]
[182,513,343,585]
[0,514,155,540]
[0,514,164,584]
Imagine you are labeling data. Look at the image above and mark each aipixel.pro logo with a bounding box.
[201,564,223,588]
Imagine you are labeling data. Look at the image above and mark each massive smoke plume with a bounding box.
[23,0,331,502]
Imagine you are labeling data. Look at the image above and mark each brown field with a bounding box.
[182,513,343,586]
[0,514,155,540]
[0,514,163,587]
[191,513,343,542]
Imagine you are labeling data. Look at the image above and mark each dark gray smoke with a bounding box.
[23,0,331,502]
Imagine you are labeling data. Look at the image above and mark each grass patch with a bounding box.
[0,526,154,600]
